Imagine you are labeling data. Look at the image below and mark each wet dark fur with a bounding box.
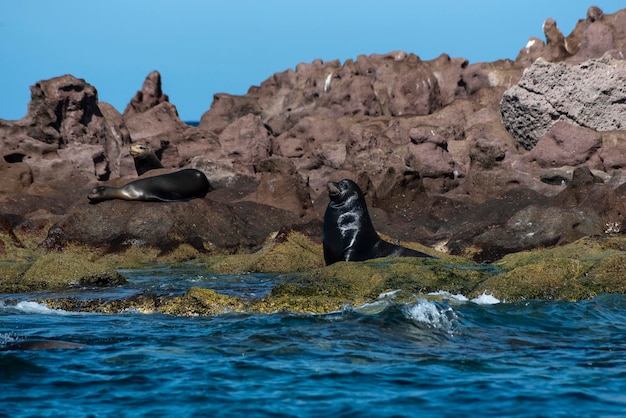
[130,143,164,176]
[88,169,210,204]
[323,179,433,265]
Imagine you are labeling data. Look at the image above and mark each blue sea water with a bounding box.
[1,268,626,417]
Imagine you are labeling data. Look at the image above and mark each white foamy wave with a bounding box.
[352,299,391,315]
[427,290,469,302]
[471,292,501,305]
[403,300,457,331]
[378,289,402,299]
[14,301,73,315]
[0,332,18,345]
[427,290,501,305]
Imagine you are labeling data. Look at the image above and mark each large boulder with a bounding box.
[43,197,298,253]
[501,57,626,150]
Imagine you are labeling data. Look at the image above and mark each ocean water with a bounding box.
[1,268,626,417]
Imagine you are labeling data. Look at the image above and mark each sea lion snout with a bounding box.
[327,181,341,197]
[88,186,103,200]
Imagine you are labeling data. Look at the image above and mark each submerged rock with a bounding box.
[0,249,126,293]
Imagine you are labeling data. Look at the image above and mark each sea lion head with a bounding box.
[87,186,107,204]
[326,179,363,208]
[129,143,150,158]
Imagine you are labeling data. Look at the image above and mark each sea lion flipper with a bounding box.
[149,192,185,201]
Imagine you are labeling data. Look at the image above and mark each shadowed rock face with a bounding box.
[2,6,626,262]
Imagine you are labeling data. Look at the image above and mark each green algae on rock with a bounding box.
[19,252,126,291]
[586,252,626,294]
[263,255,490,313]
[160,287,246,316]
[8,232,626,315]
[200,231,325,274]
[0,261,34,293]
[474,258,595,302]
[472,235,626,302]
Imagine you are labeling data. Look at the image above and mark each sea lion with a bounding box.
[130,143,164,176]
[88,169,210,204]
[323,179,433,265]
[0,339,87,351]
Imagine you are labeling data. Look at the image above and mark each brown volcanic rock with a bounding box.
[600,131,626,171]
[123,70,170,117]
[525,122,603,169]
[252,156,312,216]
[464,166,625,261]
[514,6,626,65]
[123,101,190,144]
[217,114,272,174]
[249,157,313,216]
[541,18,570,62]
[22,75,108,146]
[568,6,625,62]
[406,126,457,179]
[0,158,33,194]
[470,205,602,261]
[371,166,426,215]
[458,60,522,96]
[43,197,298,253]
[0,75,128,189]
[98,102,134,179]
[201,51,444,137]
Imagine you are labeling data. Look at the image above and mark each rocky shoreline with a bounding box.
[2,6,626,313]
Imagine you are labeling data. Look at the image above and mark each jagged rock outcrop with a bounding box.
[2,6,626,263]
[123,70,170,117]
[0,75,131,194]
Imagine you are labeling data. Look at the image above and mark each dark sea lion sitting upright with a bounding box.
[130,143,164,176]
[323,179,433,265]
[88,169,210,204]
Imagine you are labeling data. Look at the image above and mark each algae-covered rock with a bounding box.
[203,231,325,274]
[1,246,128,293]
[160,287,246,316]
[491,236,620,271]
[585,252,626,294]
[11,233,626,316]
[20,251,126,291]
[472,235,626,302]
[265,256,490,312]
[41,293,161,314]
[474,258,595,302]
[250,295,347,315]
[0,261,33,293]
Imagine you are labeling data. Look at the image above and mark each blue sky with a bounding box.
[0,1,620,122]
